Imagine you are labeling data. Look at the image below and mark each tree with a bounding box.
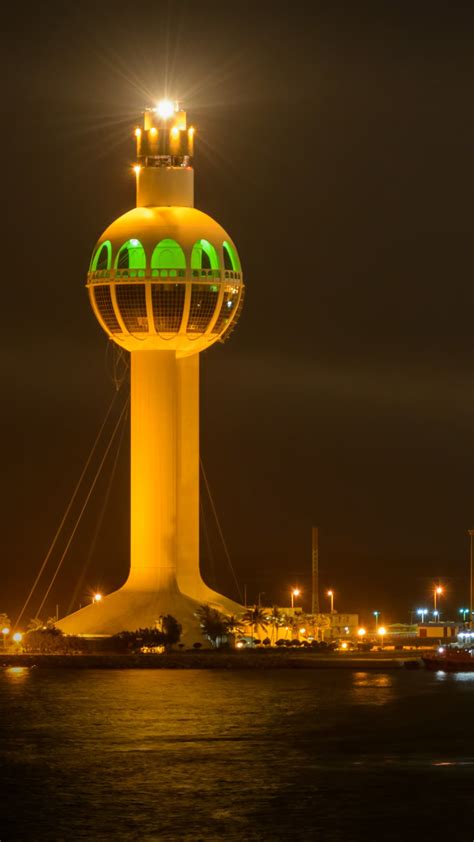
[224,614,244,645]
[161,615,182,650]
[27,617,45,632]
[196,604,228,648]
[242,606,268,640]
[113,628,166,652]
[23,627,63,654]
[268,606,284,644]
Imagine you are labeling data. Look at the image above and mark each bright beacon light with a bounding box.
[156,99,175,120]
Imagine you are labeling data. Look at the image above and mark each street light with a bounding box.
[459,608,469,623]
[327,590,334,613]
[357,628,366,638]
[378,626,387,649]
[2,627,10,650]
[433,586,443,614]
[417,608,428,624]
[93,593,103,604]
[12,632,23,644]
[433,610,439,622]
[373,611,380,630]
[290,588,300,609]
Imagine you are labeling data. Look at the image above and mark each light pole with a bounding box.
[433,610,439,623]
[1,627,10,650]
[417,608,428,624]
[373,611,380,630]
[459,608,469,623]
[257,592,265,608]
[291,589,300,610]
[327,590,334,614]
[433,586,443,615]
[468,530,474,629]
[378,626,386,650]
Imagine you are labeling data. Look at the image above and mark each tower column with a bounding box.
[126,350,178,592]
[176,354,202,596]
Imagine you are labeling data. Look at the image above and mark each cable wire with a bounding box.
[14,384,125,630]
[200,459,243,602]
[66,400,129,615]
[35,396,130,619]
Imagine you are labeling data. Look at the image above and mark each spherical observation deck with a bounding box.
[87,206,244,354]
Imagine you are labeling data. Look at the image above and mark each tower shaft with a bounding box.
[128,351,178,591]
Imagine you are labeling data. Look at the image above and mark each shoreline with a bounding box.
[0,651,425,670]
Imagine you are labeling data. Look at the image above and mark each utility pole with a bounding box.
[312,526,320,614]
[469,530,474,629]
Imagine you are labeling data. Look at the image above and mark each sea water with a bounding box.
[0,668,473,841]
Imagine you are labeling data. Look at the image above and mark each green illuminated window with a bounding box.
[191,239,219,271]
[151,239,186,274]
[115,239,147,270]
[223,240,240,272]
[91,240,112,271]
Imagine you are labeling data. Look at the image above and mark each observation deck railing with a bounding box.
[88,267,242,284]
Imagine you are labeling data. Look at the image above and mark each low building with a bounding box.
[418,622,462,640]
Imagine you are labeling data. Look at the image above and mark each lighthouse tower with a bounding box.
[58,101,244,639]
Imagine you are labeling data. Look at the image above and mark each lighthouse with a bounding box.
[58,100,244,639]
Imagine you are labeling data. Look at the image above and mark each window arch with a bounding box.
[151,239,186,277]
[114,239,147,271]
[223,240,240,272]
[191,239,219,272]
[91,240,112,271]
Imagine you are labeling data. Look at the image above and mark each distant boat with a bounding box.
[422,646,474,672]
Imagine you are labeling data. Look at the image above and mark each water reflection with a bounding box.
[4,667,30,681]
[350,671,394,705]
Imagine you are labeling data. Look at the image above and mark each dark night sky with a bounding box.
[1,0,472,625]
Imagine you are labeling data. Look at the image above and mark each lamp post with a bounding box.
[92,593,103,605]
[1,627,10,650]
[327,590,334,614]
[459,608,469,623]
[378,626,386,650]
[433,610,439,623]
[373,611,380,630]
[291,589,300,610]
[433,586,443,614]
[468,530,474,629]
[417,608,428,624]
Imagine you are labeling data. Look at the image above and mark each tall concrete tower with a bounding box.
[58,100,244,639]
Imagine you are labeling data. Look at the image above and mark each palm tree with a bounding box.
[269,606,284,644]
[284,614,298,641]
[196,604,227,648]
[224,614,243,635]
[242,606,268,640]
[27,617,44,631]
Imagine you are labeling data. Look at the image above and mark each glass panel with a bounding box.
[115,284,148,333]
[212,285,240,334]
[223,240,240,272]
[151,283,185,332]
[191,239,219,271]
[187,283,220,333]
[93,286,121,333]
[151,238,186,270]
[115,239,147,270]
[91,240,112,271]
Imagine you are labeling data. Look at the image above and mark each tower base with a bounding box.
[57,580,242,645]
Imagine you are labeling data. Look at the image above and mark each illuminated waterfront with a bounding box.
[1,669,473,840]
